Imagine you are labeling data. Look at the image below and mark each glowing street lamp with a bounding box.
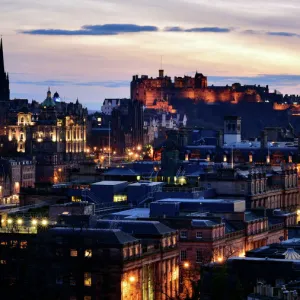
[7,218,13,225]
[31,219,38,226]
[183,262,190,269]
[41,219,48,226]
[129,276,135,283]
[17,218,23,225]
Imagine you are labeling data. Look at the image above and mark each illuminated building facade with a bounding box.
[6,89,87,183]
[0,158,35,204]
[131,70,270,108]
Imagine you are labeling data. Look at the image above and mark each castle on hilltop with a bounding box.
[131,69,274,108]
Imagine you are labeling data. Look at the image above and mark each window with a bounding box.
[196,250,202,263]
[84,297,92,300]
[84,272,92,287]
[123,247,128,258]
[84,249,92,258]
[180,231,187,239]
[0,260,6,264]
[56,248,63,257]
[20,241,27,249]
[56,276,63,285]
[70,276,76,286]
[172,235,177,245]
[196,232,203,239]
[180,250,187,261]
[70,249,78,257]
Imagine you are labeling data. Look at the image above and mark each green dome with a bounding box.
[41,96,56,108]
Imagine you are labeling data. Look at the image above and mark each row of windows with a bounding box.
[180,231,203,239]
[180,250,208,263]
[56,272,92,287]
[0,240,27,249]
[59,249,92,258]
[123,245,140,258]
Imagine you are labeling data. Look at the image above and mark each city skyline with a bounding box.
[2,0,300,109]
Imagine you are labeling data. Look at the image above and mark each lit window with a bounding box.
[84,297,91,300]
[20,241,27,249]
[123,247,128,258]
[180,231,187,239]
[84,249,92,258]
[84,272,92,287]
[70,249,78,257]
[172,235,177,245]
[0,260,6,264]
[180,250,187,261]
[196,232,203,239]
[249,154,253,163]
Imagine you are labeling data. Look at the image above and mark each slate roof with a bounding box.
[96,220,175,236]
[104,168,140,176]
[191,219,218,227]
[47,227,138,245]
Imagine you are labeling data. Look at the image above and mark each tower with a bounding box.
[0,39,10,125]
[223,116,241,144]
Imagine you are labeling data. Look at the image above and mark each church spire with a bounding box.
[0,38,5,74]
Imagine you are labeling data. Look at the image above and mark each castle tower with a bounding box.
[159,69,164,78]
[224,116,241,144]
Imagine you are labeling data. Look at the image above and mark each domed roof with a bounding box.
[53,91,59,98]
[283,248,300,260]
[41,96,56,108]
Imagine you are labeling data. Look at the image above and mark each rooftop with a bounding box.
[156,198,245,204]
[128,181,164,187]
[108,208,150,219]
[96,220,175,236]
[92,181,128,186]
[47,227,138,245]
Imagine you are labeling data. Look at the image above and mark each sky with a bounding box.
[1,0,300,109]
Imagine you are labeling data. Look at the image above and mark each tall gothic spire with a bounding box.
[0,38,5,74]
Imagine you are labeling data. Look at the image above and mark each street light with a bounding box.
[129,276,136,283]
[183,262,190,269]
[7,218,13,225]
[41,219,48,226]
[17,218,23,225]
[31,219,38,226]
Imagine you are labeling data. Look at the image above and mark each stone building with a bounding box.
[131,70,270,108]
[5,89,87,184]
[200,165,299,210]
[0,223,179,300]
[0,157,35,204]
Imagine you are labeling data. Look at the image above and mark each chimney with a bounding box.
[217,130,224,148]
[261,130,268,149]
